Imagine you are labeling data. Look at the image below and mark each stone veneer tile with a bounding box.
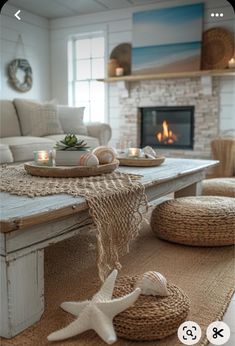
[118,78,219,159]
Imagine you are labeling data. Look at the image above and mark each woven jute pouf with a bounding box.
[151,196,235,246]
[202,178,235,197]
[113,275,190,341]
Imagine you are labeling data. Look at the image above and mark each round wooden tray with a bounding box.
[202,28,234,70]
[24,160,119,178]
[118,156,165,167]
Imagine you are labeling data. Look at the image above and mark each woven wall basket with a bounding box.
[201,28,234,70]
[151,196,235,246]
[113,275,190,341]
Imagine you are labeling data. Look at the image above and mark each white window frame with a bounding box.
[68,29,108,123]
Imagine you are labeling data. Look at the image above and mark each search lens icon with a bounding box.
[186,329,193,337]
[178,321,202,345]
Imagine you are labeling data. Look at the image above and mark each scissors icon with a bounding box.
[213,327,224,339]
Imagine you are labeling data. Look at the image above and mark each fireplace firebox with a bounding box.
[140,106,194,149]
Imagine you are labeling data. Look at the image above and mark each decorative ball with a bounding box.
[92,146,116,164]
[79,152,99,167]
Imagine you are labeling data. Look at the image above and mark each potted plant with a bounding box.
[55,134,90,166]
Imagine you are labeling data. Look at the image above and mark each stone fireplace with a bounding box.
[118,78,220,159]
[140,106,194,150]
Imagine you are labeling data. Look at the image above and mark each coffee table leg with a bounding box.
[175,181,202,198]
[0,249,44,338]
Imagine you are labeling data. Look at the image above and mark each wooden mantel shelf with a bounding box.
[98,68,235,83]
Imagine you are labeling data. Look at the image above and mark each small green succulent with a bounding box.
[55,134,90,151]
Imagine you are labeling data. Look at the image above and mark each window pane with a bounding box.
[90,101,104,122]
[76,60,91,80]
[70,35,105,122]
[75,81,89,102]
[91,37,104,58]
[92,58,104,79]
[90,81,104,101]
[75,39,91,59]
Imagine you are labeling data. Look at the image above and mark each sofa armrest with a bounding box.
[86,122,112,146]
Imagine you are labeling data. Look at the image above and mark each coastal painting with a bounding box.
[132,3,204,74]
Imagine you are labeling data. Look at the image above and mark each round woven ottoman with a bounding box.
[151,196,235,246]
[202,178,235,197]
[113,275,190,341]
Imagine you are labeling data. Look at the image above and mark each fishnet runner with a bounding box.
[0,165,148,281]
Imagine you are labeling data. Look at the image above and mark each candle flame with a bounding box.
[38,151,49,160]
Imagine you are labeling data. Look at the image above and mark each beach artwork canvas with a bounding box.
[132,3,204,74]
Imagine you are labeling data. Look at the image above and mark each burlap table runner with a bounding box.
[0,165,148,281]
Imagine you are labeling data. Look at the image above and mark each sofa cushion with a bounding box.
[14,99,63,137]
[58,106,87,135]
[0,100,21,137]
[45,134,99,149]
[0,137,54,162]
[0,143,14,164]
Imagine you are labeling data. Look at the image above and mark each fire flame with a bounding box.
[155,121,177,145]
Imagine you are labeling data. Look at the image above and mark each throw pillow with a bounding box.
[58,106,87,136]
[14,99,63,137]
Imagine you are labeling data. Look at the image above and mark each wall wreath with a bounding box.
[8,58,33,92]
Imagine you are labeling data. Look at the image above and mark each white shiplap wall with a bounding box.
[0,4,51,101]
[219,76,235,133]
[50,0,235,145]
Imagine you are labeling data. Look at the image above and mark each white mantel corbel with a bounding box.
[200,75,212,95]
[117,81,130,98]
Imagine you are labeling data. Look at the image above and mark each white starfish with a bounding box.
[47,270,141,344]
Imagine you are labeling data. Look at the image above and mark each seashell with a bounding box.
[92,146,117,164]
[79,152,99,167]
[135,271,169,296]
[143,146,158,159]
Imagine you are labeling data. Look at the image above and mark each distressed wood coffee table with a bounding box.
[0,158,217,338]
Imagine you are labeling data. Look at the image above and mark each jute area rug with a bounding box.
[1,222,234,346]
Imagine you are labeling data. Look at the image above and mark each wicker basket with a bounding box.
[211,138,235,177]
[202,178,235,197]
[113,275,190,341]
[151,196,235,246]
[201,28,234,69]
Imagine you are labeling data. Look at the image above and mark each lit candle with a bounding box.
[228,58,235,68]
[115,67,124,77]
[34,150,53,166]
[128,148,141,158]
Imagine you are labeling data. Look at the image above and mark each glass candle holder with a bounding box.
[128,148,142,158]
[34,150,53,166]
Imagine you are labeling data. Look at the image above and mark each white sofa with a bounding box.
[0,100,112,164]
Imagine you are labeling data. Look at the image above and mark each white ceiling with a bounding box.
[7,0,159,19]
